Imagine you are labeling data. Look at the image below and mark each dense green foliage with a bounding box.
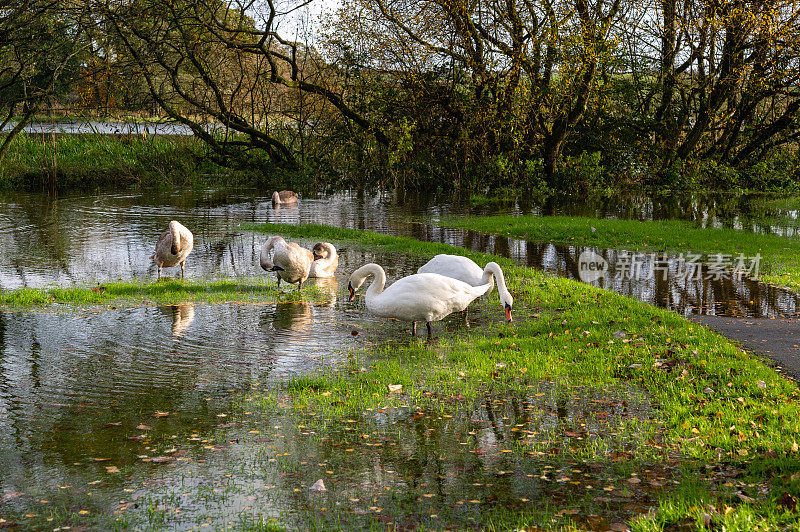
[2,1,800,194]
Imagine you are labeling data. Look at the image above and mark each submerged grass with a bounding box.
[245,222,800,530]
[0,277,329,308]
[436,214,800,291]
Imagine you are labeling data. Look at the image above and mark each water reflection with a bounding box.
[96,383,660,530]
[159,303,195,337]
[3,121,201,136]
[410,223,800,318]
[0,188,797,316]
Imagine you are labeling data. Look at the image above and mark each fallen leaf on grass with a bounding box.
[105,466,120,474]
[309,479,327,492]
[136,425,151,431]
[779,492,797,512]
[152,411,170,418]
[387,384,403,394]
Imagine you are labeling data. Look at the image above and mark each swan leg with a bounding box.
[297,279,303,291]
[180,261,186,279]
[426,322,432,336]
[276,276,281,288]
[157,263,162,280]
[411,321,417,336]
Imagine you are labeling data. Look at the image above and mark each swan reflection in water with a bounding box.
[265,301,314,331]
[159,303,196,337]
[311,277,338,307]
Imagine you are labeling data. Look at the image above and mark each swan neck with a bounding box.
[170,221,181,250]
[486,262,509,298]
[320,244,337,265]
[365,265,386,297]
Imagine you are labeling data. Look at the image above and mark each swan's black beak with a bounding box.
[505,303,513,323]
[348,282,355,301]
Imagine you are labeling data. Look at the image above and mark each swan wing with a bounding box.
[271,241,313,282]
[417,254,485,286]
[370,273,489,323]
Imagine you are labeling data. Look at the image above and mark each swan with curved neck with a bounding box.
[309,242,338,278]
[418,254,513,321]
[347,263,492,336]
[260,235,314,289]
[151,220,194,279]
[272,190,298,206]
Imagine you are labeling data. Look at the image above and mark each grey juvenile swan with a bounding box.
[260,235,314,289]
[309,242,338,278]
[152,220,194,279]
[272,190,299,206]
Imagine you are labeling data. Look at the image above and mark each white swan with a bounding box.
[272,190,299,206]
[348,263,492,336]
[309,242,338,278]
[151,220,194,279]
[260,235,314,289]
[418,254,514,321]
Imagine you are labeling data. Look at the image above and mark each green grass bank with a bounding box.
[0,277,329,308]
[437,214,800,291]
[243,222,800,530]
[0,133,299,191]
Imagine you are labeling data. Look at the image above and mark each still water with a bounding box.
[0,188,795,528]
[0,189,795,316]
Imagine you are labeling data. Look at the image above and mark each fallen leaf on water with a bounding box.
[105,422,122,427]
[105,466,120,474]
[150,456,174,464]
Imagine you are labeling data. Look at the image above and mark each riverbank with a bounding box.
[242,223,800,530]
[437,214,800,292]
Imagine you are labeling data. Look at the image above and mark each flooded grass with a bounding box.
[2,224,800,530]
[436,214,800,291]
[243,223,800,529]
[0,277,331,308]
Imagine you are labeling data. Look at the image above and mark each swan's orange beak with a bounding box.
[348,282,355,301]
[505,304,513,322]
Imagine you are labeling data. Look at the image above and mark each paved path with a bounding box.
[689,315,800,380]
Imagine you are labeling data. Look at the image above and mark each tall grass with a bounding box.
[0,133,213,190]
